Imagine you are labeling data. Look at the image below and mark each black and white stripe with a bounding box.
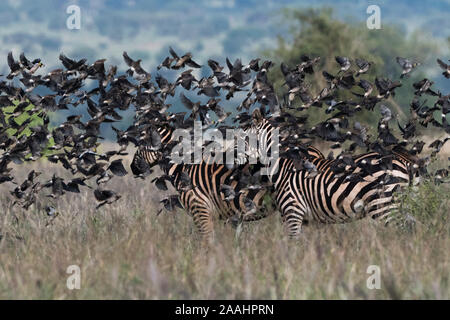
[131,125,272,238]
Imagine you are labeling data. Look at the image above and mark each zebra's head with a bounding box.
[130,146,161,176]
[130,126,174,176]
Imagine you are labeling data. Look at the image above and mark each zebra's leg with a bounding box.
[190,203,215,241]
[180,191,215,241]
[273,184,307,239]
[279,200,306,239]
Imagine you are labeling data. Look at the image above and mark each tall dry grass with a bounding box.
[0,156,449,299]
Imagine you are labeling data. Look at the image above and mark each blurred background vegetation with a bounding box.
[0,0,449,138]
[263,7,442,126]
[3,101,55,156]
[3,102,46,138]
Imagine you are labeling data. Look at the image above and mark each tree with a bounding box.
[262,7,440,126]
[1,101,54,157]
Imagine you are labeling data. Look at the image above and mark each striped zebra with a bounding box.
[131,122,271,238]
[131,117,324,238]
[251,117,423,238]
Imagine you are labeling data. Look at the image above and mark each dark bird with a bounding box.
[434,168,449,184]
[20,52,43,74]
[220,184,236,201]
[44,174,65,198]
[6,52,21,79]
[0,174,14,184]
[413,78,439,96]
[226,57,251,85]
[151,175,171,191]
[280,62,303,91]
[180,92,204,121]
[108,159,128,176]
[59,53,86,71]
[436,95,450,115]
[157,55,175,70]
[335,56,351,73]
[45,206,58,217]
[396,57,420,78]
[123,51,151,81]
[293,159,318,178]
[247,58,261,72]
[196,76,220,97]
[64,178,89,193]
[428,137,449,156]
[397,119,416,139]
[94,188,121,208]
[242,196,257,216]
[176,69,198,90]
[355,58,372,77]
[379,104,393,123]
[346,121,368,148]
[375,77,402,98]
[357,79,373,97]
[436,58,450,79]
[177,171,194,192]
[76,162,107,178]
[377,122,398,146]
[112,126,135,150]
[207,59,223,72]
[409,141,425,155]
[159,195,183,214]
[19,170,41,191]
[139,128,162,151]
[130,156,152,178]
[296,55,320,74]
[169,47,201,69]
[311,119,345,142]
[155,74,176,98]
[208,59,228,83]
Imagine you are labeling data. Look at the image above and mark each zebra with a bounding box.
[250,116,424,238]
[131,121,271,238]
[131,117,325,238]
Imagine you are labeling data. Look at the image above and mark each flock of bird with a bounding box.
[0,47,449,222]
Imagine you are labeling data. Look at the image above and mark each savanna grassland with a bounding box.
[0,149,449,300]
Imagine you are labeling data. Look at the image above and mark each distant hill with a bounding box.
[0,0,448,75]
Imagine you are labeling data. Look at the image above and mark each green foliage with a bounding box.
[262,7,440,126]
[3,101,44,137]
[397,180,450,237]
[2,101,55,155]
